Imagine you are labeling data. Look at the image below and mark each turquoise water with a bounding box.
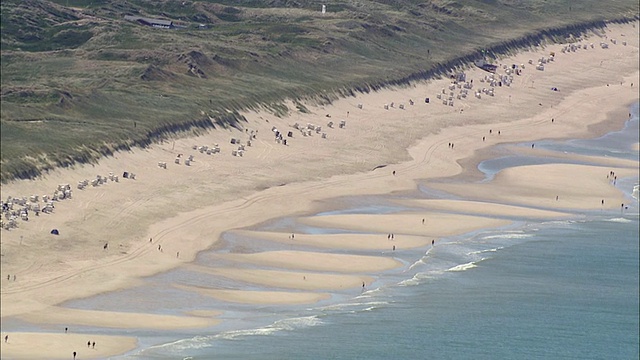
[58,104,640,359]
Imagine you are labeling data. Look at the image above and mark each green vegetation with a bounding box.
[1,0,638,182]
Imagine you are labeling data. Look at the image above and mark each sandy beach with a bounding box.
[1,22,638,358]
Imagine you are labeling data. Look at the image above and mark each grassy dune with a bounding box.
[1,0,638,182]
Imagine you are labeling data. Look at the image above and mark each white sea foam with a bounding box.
[537,219,579,228]
[447,262,477,272]
[632,184,639,200]
[215,315,323,340]
[398,272,435,286]
[481,233,533,240]
[467,247,503,256]
[215,327,280,340]
[142,335,213,353]
[446,259,485,272]
[353,287,382,299]
[318,301,390,313]
[606,217,633,223]
[407,258,426,271]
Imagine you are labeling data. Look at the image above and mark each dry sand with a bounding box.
[1,22,638,358]
[19,306,220,329]
[0,332,137,360]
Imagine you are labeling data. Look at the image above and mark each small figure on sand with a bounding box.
[362,281,365,289]
[158,244,162,251]
[149,238,153,243]
[103,243,108,250]
[422,218,425,225]
[92,341,96,349]
[88,341,91,348]
[73,351,77,360]
[65,327,68,333]
[176,252,180,258]
[13,275,16,281]
[392,171,396,176]
[531,143,535,148]
[392,245,396,251]
[432,239,435,246]
[6,274,9,281]
[4,335,8,343]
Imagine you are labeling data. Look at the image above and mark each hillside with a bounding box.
[1,0,638,182]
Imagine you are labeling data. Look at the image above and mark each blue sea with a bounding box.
[43,104,640,359]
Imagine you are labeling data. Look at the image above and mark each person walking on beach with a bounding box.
[88,341,91,348]
[4,335,8,343]
[65,327,68,333]
[73,351,77,360]
[92,341,95,349]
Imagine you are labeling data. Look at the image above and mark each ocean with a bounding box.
[57,103,639,359]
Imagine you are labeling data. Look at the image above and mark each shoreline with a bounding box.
[1,22,639,359]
